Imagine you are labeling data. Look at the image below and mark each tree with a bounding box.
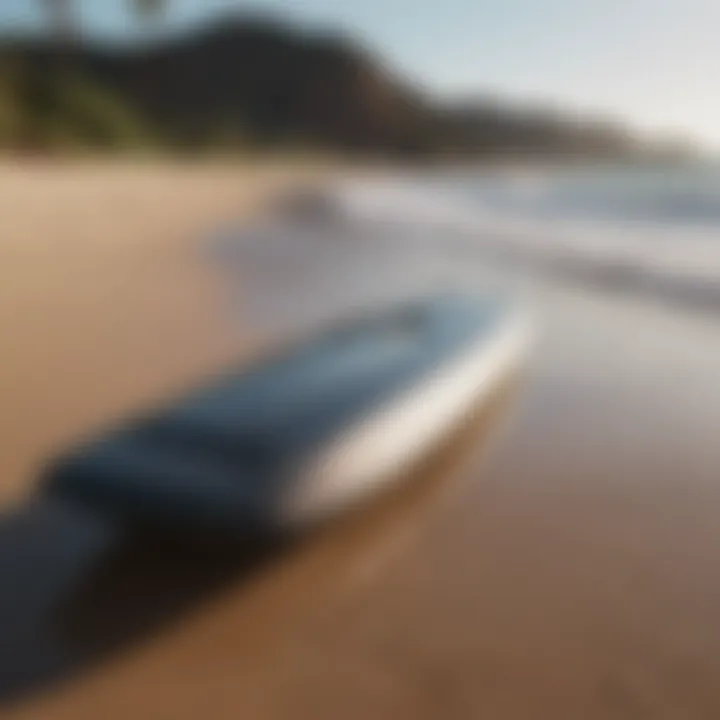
[39,1,169,42]
[40,0,78,44]
[130,0,168,35]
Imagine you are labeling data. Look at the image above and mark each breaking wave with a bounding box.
[330,168,720,312]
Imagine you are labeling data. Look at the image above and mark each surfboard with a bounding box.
[44,295,529,532]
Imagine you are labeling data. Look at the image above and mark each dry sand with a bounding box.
[0,159,316,506]
[3,161,720,719]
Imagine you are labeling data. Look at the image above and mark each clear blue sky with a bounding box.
[4,0,719,148]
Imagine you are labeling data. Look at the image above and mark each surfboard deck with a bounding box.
[44,295,529,533]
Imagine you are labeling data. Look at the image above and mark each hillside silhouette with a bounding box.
[0,15,649,157]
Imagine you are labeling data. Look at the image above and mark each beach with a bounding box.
[0,160,320,507]
[3,161,720,719]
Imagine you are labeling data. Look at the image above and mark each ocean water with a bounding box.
[210,163,720,341]
[330,164,720,313]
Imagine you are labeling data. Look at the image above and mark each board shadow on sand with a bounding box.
[0,383,515,710]
[0,498,286,707]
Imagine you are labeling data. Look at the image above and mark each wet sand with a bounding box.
[4,163,720,718]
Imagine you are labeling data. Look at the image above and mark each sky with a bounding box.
[3,0,720,149]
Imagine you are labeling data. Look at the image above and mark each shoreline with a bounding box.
[4,161,720,719]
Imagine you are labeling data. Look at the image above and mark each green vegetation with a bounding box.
[37,71,154,151]
[0,64,22,148]
[0,0,168,154]
[0,59,156,153]
[0,11,661,159]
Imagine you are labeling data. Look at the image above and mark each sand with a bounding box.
[3,161,720,719]
[0,159,319,506]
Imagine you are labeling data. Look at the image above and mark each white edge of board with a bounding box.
[283,312,532,526]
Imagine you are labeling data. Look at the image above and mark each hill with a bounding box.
[0,16,642,158]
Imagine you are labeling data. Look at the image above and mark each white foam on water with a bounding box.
[329,173,720,311]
